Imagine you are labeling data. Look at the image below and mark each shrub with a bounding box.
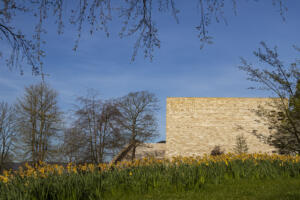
[234,134,249,154]
[210,145,224,156]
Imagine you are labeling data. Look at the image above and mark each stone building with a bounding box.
[112,97,282,162]
[166,97,281,158]
[110,142,166,164]
[124,142,166,160]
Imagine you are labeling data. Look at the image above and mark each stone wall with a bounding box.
[123,143,166,161]
[166,97,281,158]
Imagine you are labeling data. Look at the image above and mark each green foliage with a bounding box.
[239,42,300,155]
[289,79,300,122]
[271,80,300,154]
[113,178,300,200]
[1,158,300,199]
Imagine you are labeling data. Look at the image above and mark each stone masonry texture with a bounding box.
[123,143,166,160]
[166,97,281,158]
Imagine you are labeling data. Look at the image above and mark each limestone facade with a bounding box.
[166,97,281,158]
[123,143,166,160]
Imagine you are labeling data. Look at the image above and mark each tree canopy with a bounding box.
[239,42,300,154]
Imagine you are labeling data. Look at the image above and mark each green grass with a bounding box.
[110,177,300,200]
[1,155,300,199]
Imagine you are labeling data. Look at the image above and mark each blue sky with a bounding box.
[1,1,300,142]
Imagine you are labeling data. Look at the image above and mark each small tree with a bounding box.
[0,102,15,172]
[116,91,159,161]
[239,42,300,154]
[14,82,62,163]
[271,80,300,154]
[61,127,88,164]
[233,134,249,154]
[71,90,121,163]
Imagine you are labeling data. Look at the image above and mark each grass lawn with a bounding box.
[2,155,300,199]
[107,177,300,200]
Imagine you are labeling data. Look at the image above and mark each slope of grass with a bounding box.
[110,177,300,200]
[1,154,300,199]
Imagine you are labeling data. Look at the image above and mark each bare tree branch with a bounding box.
[239,42,300,154]
[0,0,288,75]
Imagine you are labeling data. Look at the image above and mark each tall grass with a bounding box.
[0,153,299,199]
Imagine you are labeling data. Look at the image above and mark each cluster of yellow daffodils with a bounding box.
[0,153,299,184]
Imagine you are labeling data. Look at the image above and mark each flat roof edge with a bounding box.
[166,97,281,99]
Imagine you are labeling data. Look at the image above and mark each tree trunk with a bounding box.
[131,145,136,162]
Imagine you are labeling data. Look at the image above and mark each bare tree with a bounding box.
[71,91,121,163]
[233,134,248,154]
[0,102,15,171]
[239,42,300,154]
[61,127,88,164]
[116,91,159,161]
[0,0,287,75]
[14,82,62,163]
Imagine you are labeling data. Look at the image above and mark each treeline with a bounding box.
[0,82,159,171]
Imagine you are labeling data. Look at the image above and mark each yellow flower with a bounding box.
[81,165,87,171]
[0,175,9,183]
[129,171,133,176]
[57,167,63,175]
[67,163,72,173]
[33,171,37,178]
[25,162,33,170]
[39,167,45,174]
[19,172,25,178]
[225,160,228,166]
[3,170,9,177]
[72,167,77,174]
[88,164,95,172]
